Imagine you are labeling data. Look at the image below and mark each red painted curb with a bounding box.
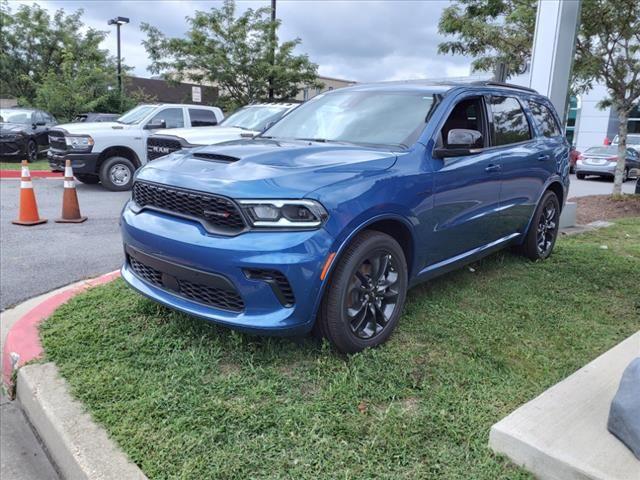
[2,271,121,387]
[0,170,63,178]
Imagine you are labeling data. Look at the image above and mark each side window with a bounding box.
[189,108,218,127]
[528,101,561,138]
[489,96,531,146]
[34,111,46,125]
[149,108,185,129]
[438,97,486,148]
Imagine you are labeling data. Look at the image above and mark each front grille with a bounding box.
[0,142,20,155]
[128,251,245,312]
[48,131,67,151]
[132,181,246,234]
[244,268,295,307]
[147,137,183,161]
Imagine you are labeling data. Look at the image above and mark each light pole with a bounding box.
[108,16,130,95]
[268,0,276,100]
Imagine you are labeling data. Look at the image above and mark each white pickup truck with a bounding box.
[146,103,296,161]
[48,104,224,190]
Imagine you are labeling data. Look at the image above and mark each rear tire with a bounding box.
[316,231,408,354]
[75,174,100,184]
[576,173,585,180]
[99,156,135,191]
[519,190,560,261]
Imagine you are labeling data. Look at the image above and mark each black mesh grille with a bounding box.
[147,137,183,161]
[245,268,295,307]
[48,131,67,151]
[128,254,244,312]
[132,181,246,234]
[177,278,245,312]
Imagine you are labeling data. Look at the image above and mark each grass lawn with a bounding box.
[0,159,50,170]
[41,219,640,479]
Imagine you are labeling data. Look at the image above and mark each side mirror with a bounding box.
[145,119,166,130]
[447,128,482,147]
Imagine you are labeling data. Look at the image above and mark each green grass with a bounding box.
[41,219,640,479]
[1,159,50,170]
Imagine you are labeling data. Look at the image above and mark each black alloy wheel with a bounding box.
[346,252,401,340]
[26,140,38,162]
[518,190,560,261]
[316,230,407,353]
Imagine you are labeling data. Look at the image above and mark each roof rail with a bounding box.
[470,81,538,94]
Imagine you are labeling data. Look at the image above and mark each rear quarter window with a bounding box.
[528,101,562,138]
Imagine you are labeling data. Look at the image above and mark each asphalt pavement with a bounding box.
[0,178,129,310]
[568,174,636,198]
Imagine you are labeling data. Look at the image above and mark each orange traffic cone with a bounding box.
[56,159,87,223]
[12,160,47,226]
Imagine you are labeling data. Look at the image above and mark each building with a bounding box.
[295,75,357,101]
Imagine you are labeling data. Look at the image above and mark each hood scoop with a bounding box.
[192,152,240,163]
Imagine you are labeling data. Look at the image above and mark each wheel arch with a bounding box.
[97,146,141,172]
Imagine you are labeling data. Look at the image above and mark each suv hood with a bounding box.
[0,123,29,134]
[161,126,254,145]
[53,121,131,134]
[137,139,399,198]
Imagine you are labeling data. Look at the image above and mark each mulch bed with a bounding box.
[569,194,640,224]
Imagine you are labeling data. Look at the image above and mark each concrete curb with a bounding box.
[489,332,640,480]
[17,362,148,480]
[2,271,120,387]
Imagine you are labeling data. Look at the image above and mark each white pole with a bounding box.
[528,0,581,120]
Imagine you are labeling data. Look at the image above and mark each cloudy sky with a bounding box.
[11,0,473,82]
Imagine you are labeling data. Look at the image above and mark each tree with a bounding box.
[141,0,321,111]
[0,2,118,104]
[573,0,640,195]
[438,0,536,78]
[438,0,640,195]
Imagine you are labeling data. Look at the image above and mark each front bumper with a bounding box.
[575,162,616,177]
[120,202,335,335]
[0,137,27,158]
[48,149,99,173]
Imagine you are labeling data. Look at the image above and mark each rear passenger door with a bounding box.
[488,96,545,236]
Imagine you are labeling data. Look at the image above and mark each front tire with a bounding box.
[519,190,560,261]
[99,156,135,191]
[26,140,38,162]
[316,231,408,354]
[576,173,585,180]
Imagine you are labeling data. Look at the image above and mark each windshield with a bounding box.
[221,105,290,131]
[0,109,32,124]
[117,105,156,125]
[262,90,436,148]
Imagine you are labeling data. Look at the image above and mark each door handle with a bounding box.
[485,164,502,173]
[538,154,550,161]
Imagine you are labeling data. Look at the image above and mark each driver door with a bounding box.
[426,95,505,266]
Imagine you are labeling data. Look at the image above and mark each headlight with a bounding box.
[65,135,94,151]
[238,199,328,228]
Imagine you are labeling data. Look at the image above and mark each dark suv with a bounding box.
[121,81,570,353]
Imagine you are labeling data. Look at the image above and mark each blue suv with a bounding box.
[120,81,569,353]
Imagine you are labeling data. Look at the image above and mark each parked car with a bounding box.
[72,112,120,123]
[147,103,297,161]
[0,108,57,162]
[569,145,581,173]
[611,133,640,153]
[120,81,569,353]
[575,146,640,182]
[48,103,224,190]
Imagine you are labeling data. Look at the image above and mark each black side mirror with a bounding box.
[145,119,166,130]
[35,121,46,126]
